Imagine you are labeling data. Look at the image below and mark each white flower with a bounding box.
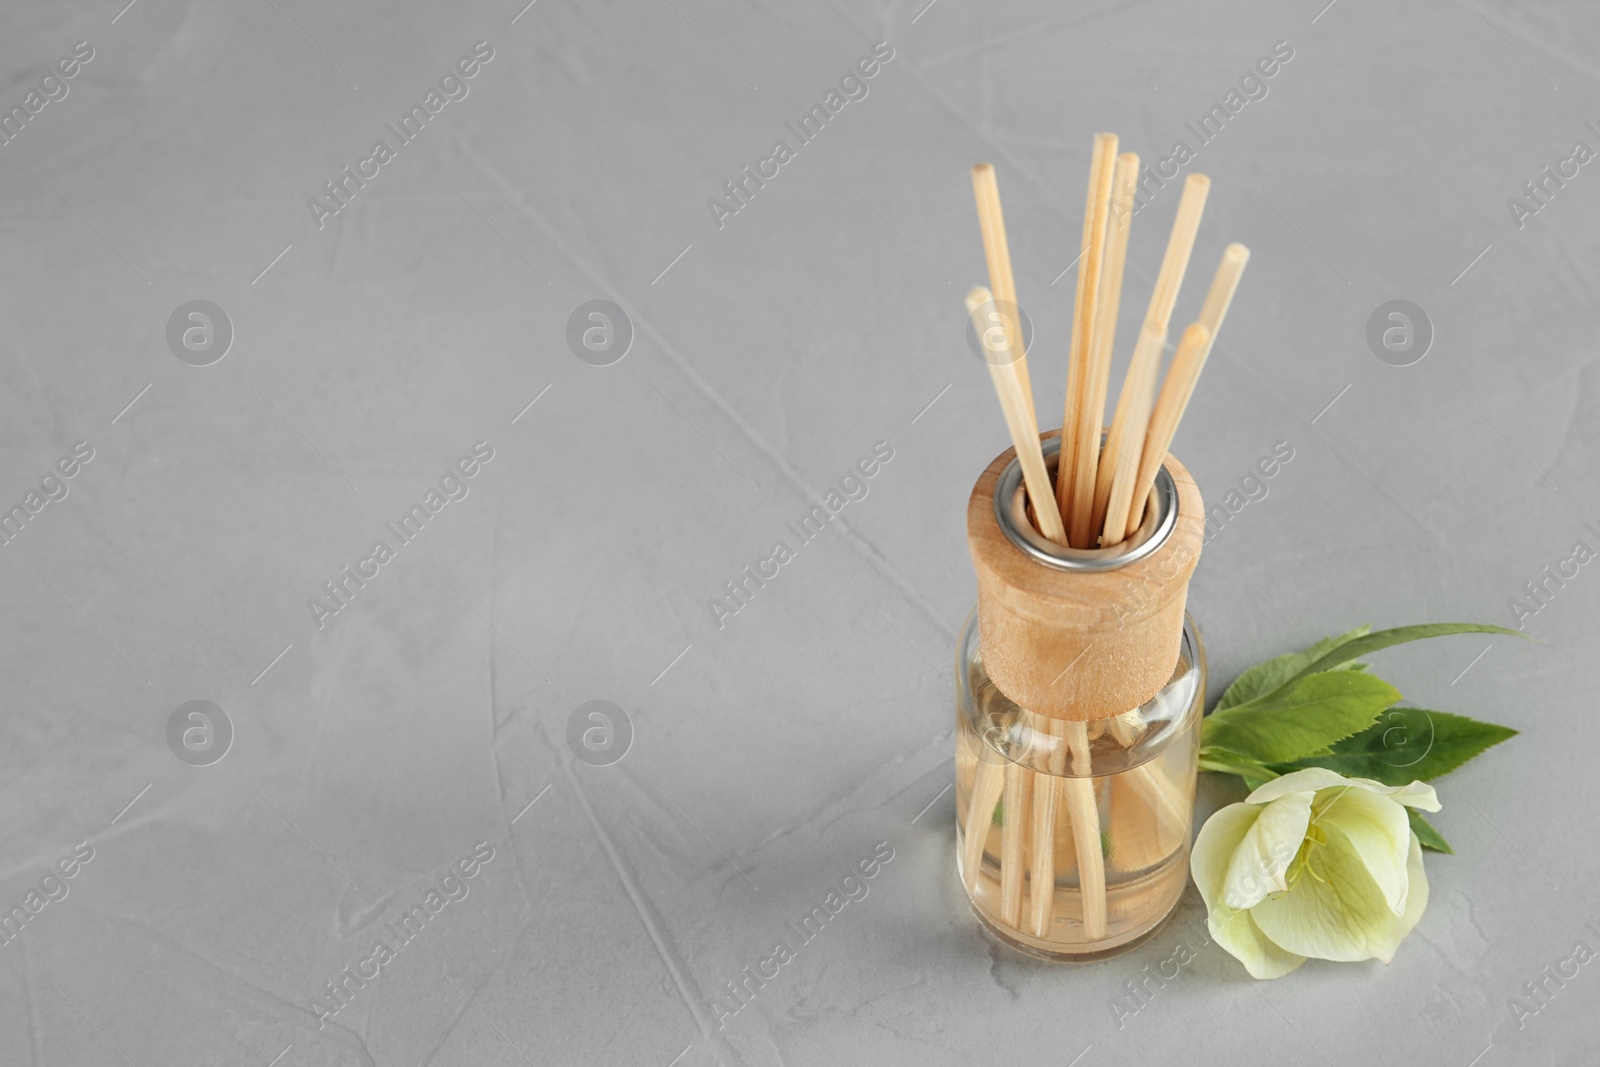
[1190,768,1440,979]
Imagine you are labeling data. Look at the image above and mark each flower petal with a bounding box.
[1248,824,1400,962]
[1192,802,1262,909]
[1208,904,1308,980]
[1247,768,1441,813]
[1353,778,1441,813]
[1387,832,1430,957]
[1311,784,1413,914]
[1222,793,1314,910]
[1246,767,1354,804]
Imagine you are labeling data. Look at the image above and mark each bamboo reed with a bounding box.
[1057,133,1118,541]
[1067,151,1139,548]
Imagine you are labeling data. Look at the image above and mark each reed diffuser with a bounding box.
[955,134,1248,961]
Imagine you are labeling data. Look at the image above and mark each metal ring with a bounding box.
[992,436,1179,572]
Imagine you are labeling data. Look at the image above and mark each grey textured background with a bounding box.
[1,0,1595,1064]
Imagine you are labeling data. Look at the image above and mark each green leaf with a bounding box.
[1215,627,1371,711]
[1202,671,1401,763]
[1260,623,1526,703]
[1408,809,1453,853]
[1277,708,1518,786]
[1198,747,1280,782]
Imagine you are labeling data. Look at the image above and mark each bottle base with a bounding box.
[965,891,1182,963]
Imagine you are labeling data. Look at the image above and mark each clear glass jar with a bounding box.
[954,608,1205,961]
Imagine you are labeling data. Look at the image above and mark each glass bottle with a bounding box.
[954,610,1204,960]
[956,432,1205,961]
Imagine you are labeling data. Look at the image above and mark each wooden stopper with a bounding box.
[967,430,1203,721]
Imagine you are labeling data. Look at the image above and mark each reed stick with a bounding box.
[1094,325,1163,546]
[962,757,1005,894]
[1067,151,1139,548]
[1142,175,1211,332]
[1126,764,1189,849]
[966,287,1067,545]
[1123,321,1213,539]
[1026,716,1066,937]
[1106,707,1188,842]
[1109,771,1169,871]
[1106,708,1146,748]
[1123,242,1248,537]
[1197,241,1251,338]
[1056,133,1118,541]
[1000,759,1031,928]
[971,165,1035,417]
[1062,720,1107,939]
[1093,173,1210,545]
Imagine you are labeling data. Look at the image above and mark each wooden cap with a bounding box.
[966,430,1204,720]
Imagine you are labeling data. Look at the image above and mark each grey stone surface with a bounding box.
[0,0,1594,1064]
